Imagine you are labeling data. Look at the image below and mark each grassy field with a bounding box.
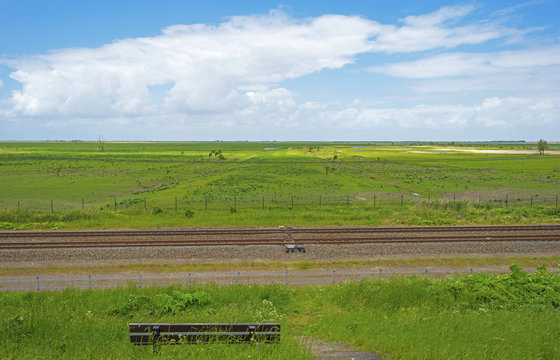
[2,265,559,359]
[0,141,559,229]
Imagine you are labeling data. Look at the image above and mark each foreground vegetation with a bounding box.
[2,265,559,359]
[0,141,558,229]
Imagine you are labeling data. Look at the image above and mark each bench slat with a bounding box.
[129,323,280,333]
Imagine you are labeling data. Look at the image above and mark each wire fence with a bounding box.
[0,192,558,213]
[2,267,557,292]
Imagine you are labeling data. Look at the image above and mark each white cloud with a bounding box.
[371,46,560,79]
[368,5,527,53]
[2,11,378,119]
[327,96,559,130]
[492,1,550,17]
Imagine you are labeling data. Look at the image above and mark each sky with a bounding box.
[0,0,559,141]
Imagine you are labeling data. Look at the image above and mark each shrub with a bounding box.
[156,290,212,314]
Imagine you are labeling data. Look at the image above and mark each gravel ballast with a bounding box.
[2,241,560,268]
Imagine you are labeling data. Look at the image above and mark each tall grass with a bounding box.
[301,265,560,359]
[2,266,559,359]
[1,199,558,230]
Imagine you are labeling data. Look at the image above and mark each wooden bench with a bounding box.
[129,323,281,347]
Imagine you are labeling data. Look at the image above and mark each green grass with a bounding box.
[0,141,559,229]
[0,200,558,230]
[2,265,560,359]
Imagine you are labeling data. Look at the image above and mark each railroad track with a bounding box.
[1,225,559,250]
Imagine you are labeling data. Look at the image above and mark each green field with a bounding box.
[0,141,559,229]
[2,266,559,359]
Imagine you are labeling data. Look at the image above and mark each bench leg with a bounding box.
[152,325,161,354]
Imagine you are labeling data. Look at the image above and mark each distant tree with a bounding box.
[209,150,225,160]
[537,139,548,154]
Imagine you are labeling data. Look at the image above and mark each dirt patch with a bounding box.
[413,148,560,155]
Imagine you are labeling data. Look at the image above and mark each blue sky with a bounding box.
[1,0,559,141]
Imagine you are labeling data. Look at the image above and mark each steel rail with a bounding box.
[2,233,560,250]
[1,224,559,239]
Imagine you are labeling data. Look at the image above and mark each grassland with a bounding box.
[0,141,559,229]
[2,266,559,359]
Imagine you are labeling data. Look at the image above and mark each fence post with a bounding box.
[36,276,40,291]
[332,270,336,284]
[470,269,473,275]
[89,275,92,289]
[401,194,403,207]
[188,272,191,285]
[531,195,533,208]
[505,195,508,207]
[51,199,53,212]
[379,269,382,280]
[237,272,240,284]
[285,271,288,285]
[425,268,428,279]
[234,196,237,209]
[114,197,117,211]
[139,274,142,288]
[175,196,178,211]
[373,194,376,208]
[453,193,456,201]
[18,200,20,210]
[556,194,558,208]
[82,198,85,210]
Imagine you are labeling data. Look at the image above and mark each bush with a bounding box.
[152,207,163,215]
[156,290,211,314]
[184,209,195,218]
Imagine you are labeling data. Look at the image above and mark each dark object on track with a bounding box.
[285,244,306,253]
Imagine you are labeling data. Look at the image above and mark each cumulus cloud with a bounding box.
[2,11,377,119]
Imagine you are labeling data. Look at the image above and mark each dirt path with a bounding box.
[305,337,383,359]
